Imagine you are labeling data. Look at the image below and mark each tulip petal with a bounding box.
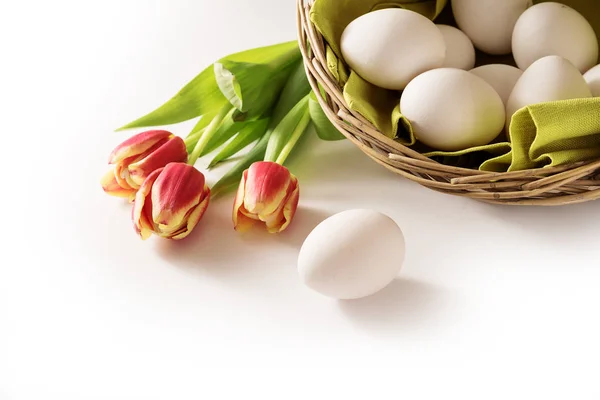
[151,163,207,232]
[278,176,300,233]
[263,175,299,233]
[123,172,139,190]
[233,211,255,232]
[232,162,301,233]
[132,168,163,240]
[109,130,173,164]
[243,162,293,217]
[132,194,154,239]
[113,160,137,191]
[232,170,256,232]
[170,186,211,240]
[101,168,134,198]
[127,136,188,187]
[115,139,174,190]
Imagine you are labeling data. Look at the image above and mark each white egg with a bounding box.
[437,24,476,70]
[451,0,532,55]
[506,56,592,133]
[470,64,523,105]
[298,209,405,300]
[400,68,505,152]
[512,2,599,73]
[584,64,600,97]
[340,8,446,90]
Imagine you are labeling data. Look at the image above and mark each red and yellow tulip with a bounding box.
[101,130,188,200]
[132,163,210,240]
[233,161,299,233]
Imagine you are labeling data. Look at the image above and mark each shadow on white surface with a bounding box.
[280,207,332,248]
[153,198,259,271]
[154,199,331,274]
[338,278,457,336]
[291,140,391,184]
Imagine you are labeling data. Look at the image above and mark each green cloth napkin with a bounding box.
[504,98,600,171]
[310,0,600,172]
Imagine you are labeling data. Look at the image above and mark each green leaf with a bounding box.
[185,107,255,154]
[223,40,298,64]
[213,62,243,110]
[185,128,204,154]
[198,110,252,157]
[214,44,301,119]
[274,104,312,166]
[211,134,270,199]
[189,109,221,134]
[265,95,311,162]
[116,40,300,131]
[210,57,313,198]
[211,97,312,198]
[208,118,270,168]
[187,104,233,166]
[183,110,222,153]
[117,65,227,131]
[266,59,312,131]
[309,92,345,141]
[199,121,246,158]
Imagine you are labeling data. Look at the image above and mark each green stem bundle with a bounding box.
[188,104,232,166]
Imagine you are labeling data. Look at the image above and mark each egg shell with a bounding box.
[340,8,446,90]
[470,64,523,105]
[437,24,476,70]
[584,64,600,97]
[451,0,532,55]
[505,56,592,133]
[298,209,405,300]
[400,68,505,152]
[512,2,599,73]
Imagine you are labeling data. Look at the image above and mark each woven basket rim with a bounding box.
[296,0,600,206]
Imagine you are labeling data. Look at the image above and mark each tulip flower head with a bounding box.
[233,161,299,233]
[132,163,210,240]
[127,105,234,241]
[101,130,187,200]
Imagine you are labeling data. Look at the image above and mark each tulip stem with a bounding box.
[274,108,311,165]
[184,128,205,148]
[188,104,233,166]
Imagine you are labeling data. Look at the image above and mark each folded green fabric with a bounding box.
[426,142,512,172]
[310,0,600,172]
[325,45,349,86]
[343,72,408,141]
[409,98,600,172]
[505,98,600,171]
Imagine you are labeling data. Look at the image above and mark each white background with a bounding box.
[2,0,600,399]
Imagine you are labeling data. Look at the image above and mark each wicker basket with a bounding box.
[297,0,600,206]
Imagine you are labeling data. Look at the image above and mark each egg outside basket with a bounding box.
[297,0,600,206]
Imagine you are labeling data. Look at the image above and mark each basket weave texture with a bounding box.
[297,0,600,206]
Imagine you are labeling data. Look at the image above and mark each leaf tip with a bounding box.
[207,160,222,169]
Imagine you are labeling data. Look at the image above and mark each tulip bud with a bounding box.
[101,130,188,200]
[233,161,299,233]
[132,163,210,240]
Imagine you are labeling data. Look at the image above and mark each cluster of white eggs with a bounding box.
[296,2,600,302]
[340,1,600,152]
